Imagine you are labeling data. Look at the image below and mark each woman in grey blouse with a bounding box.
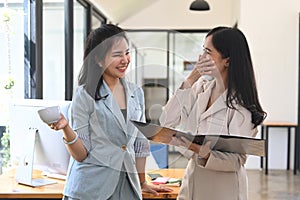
[48,24,172,199]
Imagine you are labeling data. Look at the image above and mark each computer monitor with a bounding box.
[9,99,72,177]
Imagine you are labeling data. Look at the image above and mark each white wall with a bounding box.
[117,0,300,170]
[239,0,299,123]
[239,0,299,169]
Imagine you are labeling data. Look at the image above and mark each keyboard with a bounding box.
[46,173,67,180]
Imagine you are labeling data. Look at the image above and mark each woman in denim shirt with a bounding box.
[49,24,171,200]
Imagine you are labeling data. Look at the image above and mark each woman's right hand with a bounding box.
[183,54,216,88]
[49,114,69,131]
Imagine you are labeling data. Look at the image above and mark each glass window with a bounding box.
[91,9,104,30]
[0,2,24,124]
[126,30,208,124]
[126,31,207,93]
[73,1,85,87]
[127,31,168,80]
[43,1,65,100]
[127,31,168,124]
[91,14,101,30]
[170,32,207,92]
[0,1,24,170]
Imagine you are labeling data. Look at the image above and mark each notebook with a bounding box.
[131,120,265,156]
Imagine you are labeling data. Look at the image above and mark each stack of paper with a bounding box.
[149,175,182,186]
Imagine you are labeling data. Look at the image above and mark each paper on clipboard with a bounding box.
[131,120,265,157]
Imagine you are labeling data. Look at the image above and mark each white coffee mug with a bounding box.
[38,106,60,124]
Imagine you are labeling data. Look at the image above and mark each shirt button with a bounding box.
[121,145,127,151]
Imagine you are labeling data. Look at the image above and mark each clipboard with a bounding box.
[131,120,265,157]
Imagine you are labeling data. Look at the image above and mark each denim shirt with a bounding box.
[63,79,149,200]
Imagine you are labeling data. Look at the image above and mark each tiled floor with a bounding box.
[168,152,300,200]
[248,170,300,200]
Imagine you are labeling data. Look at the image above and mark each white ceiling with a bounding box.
[90,0,239,29]
[90,0,159,24]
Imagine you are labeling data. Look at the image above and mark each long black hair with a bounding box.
[77,24,128,100]
[207,27,267,127]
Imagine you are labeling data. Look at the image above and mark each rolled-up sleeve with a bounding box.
[133,86,150,157]
[74,124,91,152]
[134,136,150,157]
[71,86,93,152]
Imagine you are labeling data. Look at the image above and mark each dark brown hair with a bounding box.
[78,24,128,100]
[207,27,267,127]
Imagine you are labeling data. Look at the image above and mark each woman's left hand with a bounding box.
[170,136,211,159]
[142,182,173,196]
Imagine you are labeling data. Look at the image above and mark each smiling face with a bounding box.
[101,37,130,81]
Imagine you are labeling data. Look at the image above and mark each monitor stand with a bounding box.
[15,128,57,187]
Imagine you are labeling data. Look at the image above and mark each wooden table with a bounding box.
[143,168,185,200]
[0,168,185,199]
[0,169,65,199]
